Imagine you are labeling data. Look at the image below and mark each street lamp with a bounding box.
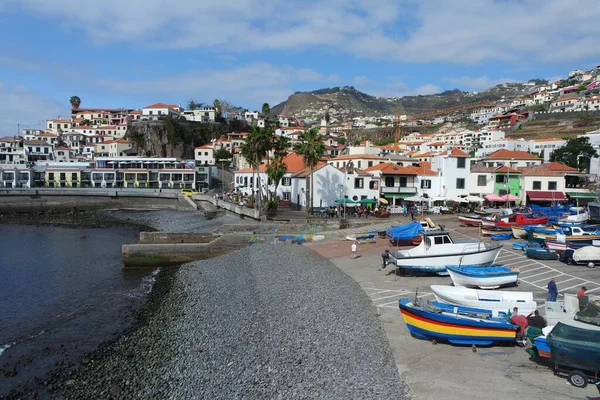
[344,160,354,219]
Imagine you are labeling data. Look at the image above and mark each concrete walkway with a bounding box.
[306,214,597,400]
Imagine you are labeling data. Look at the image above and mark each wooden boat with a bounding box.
[546,239,599,253]
[447,266,518,289]
[511,224,547,239]
[398,298,517,346]
[496,213,550,228]
[345,234,375,241]
[481,218,498,228]
[532,225,600,242]
[481,227,511,236]
[458,215,482,226]
[430,285,537,316]
[525,247,558,260]
[390,231,502,276]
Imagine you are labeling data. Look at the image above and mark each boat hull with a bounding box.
[481,227,511,236]
[431,285,537,316]
[458,216,481,226]
[388,235,422,246]
[398,299,517,346]
[447,267,518,289]
[394,245,502,276]
[511,226,529,239]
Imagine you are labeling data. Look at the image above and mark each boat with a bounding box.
[531,225,600,242]
[512,242,528,250]
[398,297,518,346]
[546,239,599,253]
[389,231,502,276]
[458,214,482,226]
[345,234,375,241]
[481,227,512,236]
[525,247,558,260]
[481,218,499,228]
[496,213,550,228]
[387,219,437,246]
[559,207,589,224]
[491,233,512,241]
[430,285,537,316]
[446,266,518,289]
[511,224,547,239]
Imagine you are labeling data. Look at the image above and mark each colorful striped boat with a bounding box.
[398,298,518,346]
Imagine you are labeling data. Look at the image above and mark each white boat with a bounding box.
[430,285,537,316]
[390,230,502,276]
[446,266,519,289]
[559,208,589,224]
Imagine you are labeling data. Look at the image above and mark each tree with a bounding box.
[579,111,595,126]
[213,99,221,116]
[70,96,81,109]
[214,146,233,167]
[550,136,596,171]
[188,100,197,110]
[335,137,346,145]
[266,155,287,206]
[239,126,273,209]
[325,110,331,135]
[262,102,271,116]
[294,127,325,215]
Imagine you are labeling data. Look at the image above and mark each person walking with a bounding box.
[577,286,587,297]
[381,249,390,269]
[547,278,558,302]
[351,242,357,259]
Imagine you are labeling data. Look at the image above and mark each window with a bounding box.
[354,178,364,189]
[495,175,507,183]
[282,192,291,201]
[282,177,291,186]
[533,181,541,190]
[477,175,487,186]
[457,157,466,168]
[369,181,378,189]
[368,161,373,168]
[357,161,362,169]
[149,111,153,115]
[399,177,407,187]
[548,181,557,190]
[420,179,431,189]
[456,178,465,189]
[385,177,395,187]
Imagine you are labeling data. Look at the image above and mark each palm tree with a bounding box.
[70,96,81,109]
[188,100,197,110]
[262,102,271,116]
[266,156,287,204]
[239,126,273,209]
[294,128,325,214]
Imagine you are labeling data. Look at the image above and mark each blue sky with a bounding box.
[0,0,599,133]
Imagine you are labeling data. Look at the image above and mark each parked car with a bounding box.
[180,189,199,197]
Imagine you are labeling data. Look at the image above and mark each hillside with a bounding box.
[508,113,600,140]
[271,83,533,119]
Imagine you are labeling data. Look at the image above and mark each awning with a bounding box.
[526,191,567,201]
[566,191,599,200]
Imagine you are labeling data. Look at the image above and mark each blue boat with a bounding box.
[387,221,424,246]
[512,242,528,250]
[398,298,518,346]
[447,265,518,289]
[525,247,558,260]
[491,233,512,241]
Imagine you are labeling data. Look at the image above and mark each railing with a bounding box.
[382,186,417,194]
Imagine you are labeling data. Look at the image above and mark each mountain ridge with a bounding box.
[271,82,536,119]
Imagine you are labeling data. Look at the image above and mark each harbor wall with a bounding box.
[0,189,192,211]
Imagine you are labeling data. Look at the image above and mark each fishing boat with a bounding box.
[481,227,512,236]
[458,214,482,227]
[387,219,436,246]
[525,247,558,260]
[496,213,550,228]
[430,285,537,316]
[559,207,589,224]
[389,230,502,276]
[446,266,519,289]
[546,239,599,253]
[511,224,547,239]
[398,298,518,346]
[491,233,512,241]
[345,234,375,241]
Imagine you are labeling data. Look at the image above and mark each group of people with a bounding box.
[547,277,587,302]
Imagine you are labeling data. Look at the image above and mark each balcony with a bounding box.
[381,186,417,194]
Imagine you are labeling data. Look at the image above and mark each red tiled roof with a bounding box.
[544,162,579,172]
[484,149,540,160]
[143,103,170,109]
[364,162,418,175]
[449,147,468,157]
[495,165,520,174]
[518,166,562,176]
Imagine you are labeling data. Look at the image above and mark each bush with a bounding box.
[264,198,279,211]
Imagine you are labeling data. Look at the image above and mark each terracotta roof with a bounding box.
[517,166,562,176]
[471,165,495,173]
[552,96,578,103]
[544,162,580,172]
[484,149,540,160]
[25,139,51,145]
[449,148,468,157]
[129,110,142,114]
[364,162,418,175]
[235,152,314,174]
[427,141,445,147]
[404,165,438,176]
[48,119,71,123]
[55,146,70,150]
[143,103,171,109]
[494,165,520,174]
[195,144,214,149]
[291,163,328,177]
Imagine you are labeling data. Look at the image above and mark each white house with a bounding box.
[24,139,53,161]
[529,138,567,161]
[0,136,26,164]
[46,119,72,134]
[53,146,73,162]
[550,96,581,113]
[195,144,215,166]
[326,154,386,171]
[518,165,566,204]
[142,103,182,119]
[182,107,217,123]
[481,149,542,168]
[430,148,471,199]
[347,140,382,156]
[469,165,495,196]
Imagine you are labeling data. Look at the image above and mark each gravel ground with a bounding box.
[56,242,405,399]
[104,209,252,233]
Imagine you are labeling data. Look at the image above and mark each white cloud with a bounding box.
[89,63,334,109]
[0,83,67,135]
[5,0,599,64]
[444,76,520,91]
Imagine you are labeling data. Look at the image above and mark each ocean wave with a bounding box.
[0,342,14,358]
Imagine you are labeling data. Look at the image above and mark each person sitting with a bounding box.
[577,286,587,297]
[527,310,547,329]
[509,307,529,343]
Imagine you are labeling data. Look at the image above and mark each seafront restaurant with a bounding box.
[94,157,197,189]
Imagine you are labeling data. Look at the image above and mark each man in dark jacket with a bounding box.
[527,310,547,329]
[382,249,390,269]
[547,278,558,302]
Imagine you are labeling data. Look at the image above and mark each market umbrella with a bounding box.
[465,195,485,203]
[378,198,389,204]
[485,193,503,202]
[357,198,377,204]
[335,198,356,204]
[404,195,426,202]
[500,194,520,202]
[450,197,469,203]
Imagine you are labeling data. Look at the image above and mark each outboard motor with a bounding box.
[439,223,445,231]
